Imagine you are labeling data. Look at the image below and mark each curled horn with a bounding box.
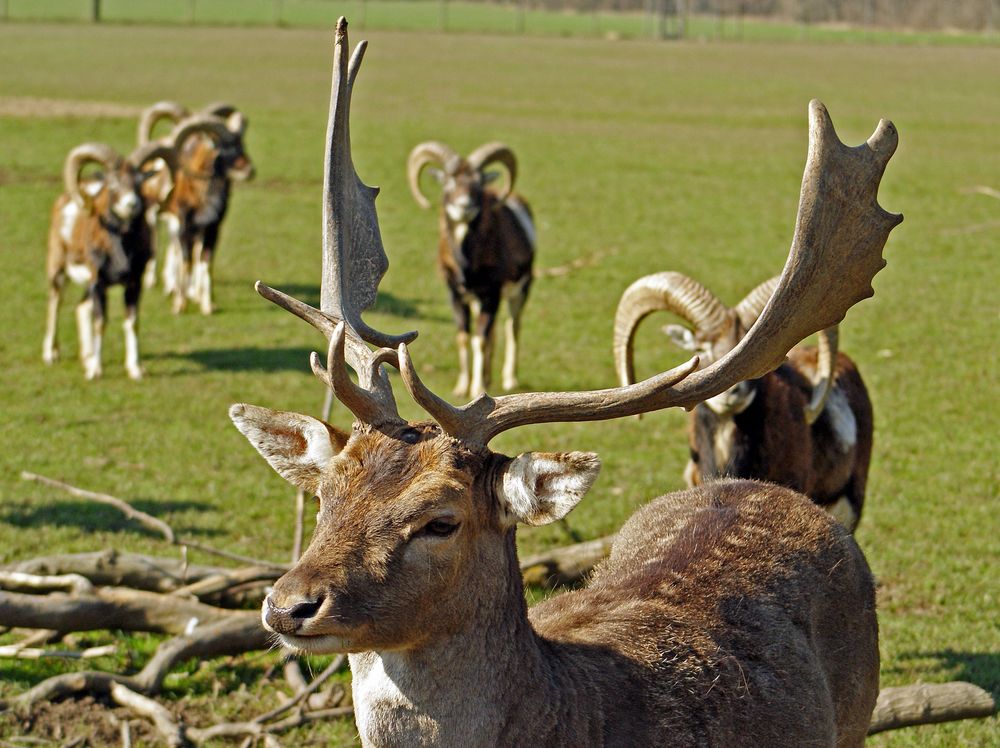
[407,141,460,209]
[734,275,838,424]
[613,272,729,386]
[202,102,247,135]
[169,114,231,151]
[804,326,838,424]
[137,101,188,145]
[127,141,177,172]
[467,141,517,201]
[63,143,121,208]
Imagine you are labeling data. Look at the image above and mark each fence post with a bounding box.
[273,0,283,26]
[91,0,101,22]
[516,0,526,34]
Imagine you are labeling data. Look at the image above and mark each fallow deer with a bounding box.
[231,20,900,746]
[408,140,535,397]
[614,274,873,530]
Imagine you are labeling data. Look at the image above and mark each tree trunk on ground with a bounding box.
[868,681,996,734]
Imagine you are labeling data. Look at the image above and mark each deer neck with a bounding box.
[348,531,561,747]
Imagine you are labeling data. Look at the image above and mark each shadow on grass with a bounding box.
[0,499,220,538]
[151,345,314,373]
[885,649,1000,697]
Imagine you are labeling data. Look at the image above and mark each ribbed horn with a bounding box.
[63,143,121,207]
[137,101,188,145]
[467,142,517,201]
[407,141,460,209]
[613,272,729,386]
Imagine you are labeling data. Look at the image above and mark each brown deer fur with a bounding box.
[232,406,879,747]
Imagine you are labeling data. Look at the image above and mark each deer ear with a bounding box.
[498,452,601,527]
[229,403,349,494]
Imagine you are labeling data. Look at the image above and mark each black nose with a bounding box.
[264,594,324,634]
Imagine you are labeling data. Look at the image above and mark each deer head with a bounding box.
[230,19,900,655]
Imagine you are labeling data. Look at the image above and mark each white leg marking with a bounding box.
[453,331,470,396]
[187,239,204,301]
[501,279,528,391]
[162,216,181,295]
[683,459,699,488]
[75,299,94,364]
[88,313,104,380]
[197,258,213,315]
[123,311,142,380]
[470,334,486,397]
[43,284,63,365]
[826,496,858,531]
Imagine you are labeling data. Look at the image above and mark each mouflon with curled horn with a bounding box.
[614,273,873,531]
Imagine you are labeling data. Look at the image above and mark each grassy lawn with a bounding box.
[0,19,997,744]
[3,0,999,45]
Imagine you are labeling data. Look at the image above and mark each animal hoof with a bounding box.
[42,350,59,365]
[127,366,144,381]
[502,376,518,391]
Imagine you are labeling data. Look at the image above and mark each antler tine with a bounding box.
[397,342,701,446]
[397,100,900,446]
[310,323,403,426]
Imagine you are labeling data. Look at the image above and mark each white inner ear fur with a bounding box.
[500,452,601,527]
[229,403,340,494]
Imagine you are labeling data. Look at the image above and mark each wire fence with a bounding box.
[2,0,997,42]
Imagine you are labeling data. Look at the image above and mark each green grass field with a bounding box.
[4,0,1000,45]
[0,18,997,745]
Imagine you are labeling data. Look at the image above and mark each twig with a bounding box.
[0,571,94,595]
[965,184,1000,200]
[171,567,281,600]
[255,655,345,725]
[0,644,116,660]
[535,247,617,279]
[21,471,175,543]
[109,682,185,747]
[20,471,285,569]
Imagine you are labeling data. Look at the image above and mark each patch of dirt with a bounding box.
[2,696,158,745]
[0,97,140,119]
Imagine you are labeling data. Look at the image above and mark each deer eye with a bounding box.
[421,518,459,538]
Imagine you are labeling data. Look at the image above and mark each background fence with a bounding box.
[1,0,998,41]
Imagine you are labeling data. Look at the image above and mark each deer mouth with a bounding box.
[273,631,355,655]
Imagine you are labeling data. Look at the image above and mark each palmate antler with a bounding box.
[255,18,416,427]
[257,20,901,448]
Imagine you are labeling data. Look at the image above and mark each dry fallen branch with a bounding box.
[868,681,996,734]
[519,534,615,587]
[20,472,285,569]
[0,586,255,636]
[0,644,116,660]
[2,550,247,593]
[0,571,93,595]
[109,683,185,748]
